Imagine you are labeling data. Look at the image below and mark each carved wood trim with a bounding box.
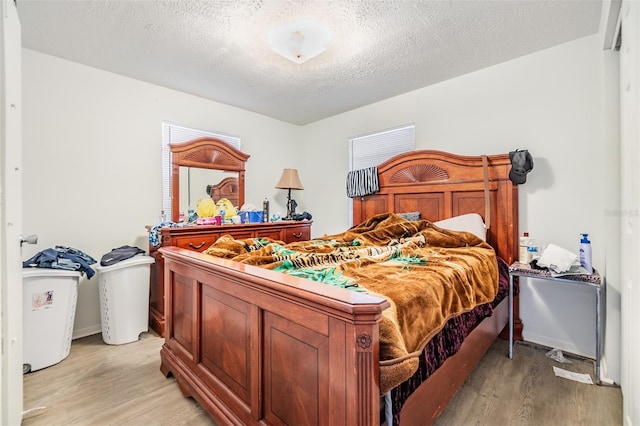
[177,146,242,169]
[356,351,374,425]
[356,334,372,349]
[170,137,250,172]
[389,164,449,184]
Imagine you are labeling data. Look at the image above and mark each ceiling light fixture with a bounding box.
[266,19,332,64]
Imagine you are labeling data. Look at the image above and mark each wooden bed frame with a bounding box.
[159,150,522,425]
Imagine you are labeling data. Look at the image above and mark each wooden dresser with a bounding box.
[148,220,312,336]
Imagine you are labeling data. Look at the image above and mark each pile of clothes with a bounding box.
[23,246,97,278]
[99,245,145,266]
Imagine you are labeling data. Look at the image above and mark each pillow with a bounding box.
[396,211,421,221]
[434,213,487,241]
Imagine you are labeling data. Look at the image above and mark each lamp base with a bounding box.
[283,188,298,220]
[286,198,298,220]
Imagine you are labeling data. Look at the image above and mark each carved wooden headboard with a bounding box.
[352,150,518,263]
[208,177,239,207]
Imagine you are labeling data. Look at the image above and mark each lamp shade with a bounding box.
[275,168,304,190]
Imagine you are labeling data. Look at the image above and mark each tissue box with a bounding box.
[240,211,263,223]
[196,216,220,225]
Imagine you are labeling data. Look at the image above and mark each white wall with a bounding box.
[301,34,621,383]
[21,49,302,338]
[619,0,640,421]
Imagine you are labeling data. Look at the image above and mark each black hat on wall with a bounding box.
[509,149,534,185]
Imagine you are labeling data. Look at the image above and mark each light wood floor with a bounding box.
[435,340,622,426]
[23,332,622,426]
[22,331,215,426]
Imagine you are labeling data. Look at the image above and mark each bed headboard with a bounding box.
[352,150,518,263]
[208,177,239,207]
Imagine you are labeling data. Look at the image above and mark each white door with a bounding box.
[620,1,640,424]
[0,0,23,424]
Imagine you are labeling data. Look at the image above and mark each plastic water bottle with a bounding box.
[527,238,538,262]
[580,234,593,274]
[187,209,196,223]
[519,232,530,264]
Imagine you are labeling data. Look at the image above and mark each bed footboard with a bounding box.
[159,246,390,426]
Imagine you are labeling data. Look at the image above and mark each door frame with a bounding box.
[1,0,23,423]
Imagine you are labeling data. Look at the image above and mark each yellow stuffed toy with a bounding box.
[215,198,237,219]
[196,198,217,218]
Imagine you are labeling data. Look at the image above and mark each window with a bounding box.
[161,122,240,220]
[348,124,415,171]
[347,124,415,224]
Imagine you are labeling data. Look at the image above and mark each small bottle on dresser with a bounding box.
[263,198,269,223]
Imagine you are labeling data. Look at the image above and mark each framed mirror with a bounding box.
[179,168,239,212]
[170,137,250,222]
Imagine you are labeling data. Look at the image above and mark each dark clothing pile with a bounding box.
[23,246,97,278]
[99,245,145,266]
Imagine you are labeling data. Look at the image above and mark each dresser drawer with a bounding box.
[174,235,220,252]
[282,225,310,243]
[222,230,254,240]
[254,229,284,242]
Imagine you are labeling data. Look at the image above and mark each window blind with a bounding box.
[348,124,415,171]
[347,124,415,224]
[161,122,241,220]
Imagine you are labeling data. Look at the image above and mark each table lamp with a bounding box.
[275,168,304,220]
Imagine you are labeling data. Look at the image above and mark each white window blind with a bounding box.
[161,122,241,220]
[348,124,415,171]
[348,124,415,224]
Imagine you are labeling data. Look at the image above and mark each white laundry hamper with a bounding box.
[22,268,81,373]
[95,255,154,345]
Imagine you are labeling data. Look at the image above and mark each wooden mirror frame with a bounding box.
[170,137,250,222]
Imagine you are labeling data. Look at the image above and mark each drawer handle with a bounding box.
[293,232,303,238]
[189,242,206,250]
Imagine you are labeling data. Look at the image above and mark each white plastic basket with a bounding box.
[23,269,81,372]
[95,255,154,345]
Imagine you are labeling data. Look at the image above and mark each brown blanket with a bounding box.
[204,213,498,394]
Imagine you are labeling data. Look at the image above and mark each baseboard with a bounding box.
[599,355,619,386]
[522,331,594,359]
[73,324,101,340]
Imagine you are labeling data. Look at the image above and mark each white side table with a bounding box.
[508,262,604,384]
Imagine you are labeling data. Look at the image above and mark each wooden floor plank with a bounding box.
[435,339,622,426]
[23,332,622,425]
[22,332,215,426]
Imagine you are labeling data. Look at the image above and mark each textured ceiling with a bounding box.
[17,0,602,125]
